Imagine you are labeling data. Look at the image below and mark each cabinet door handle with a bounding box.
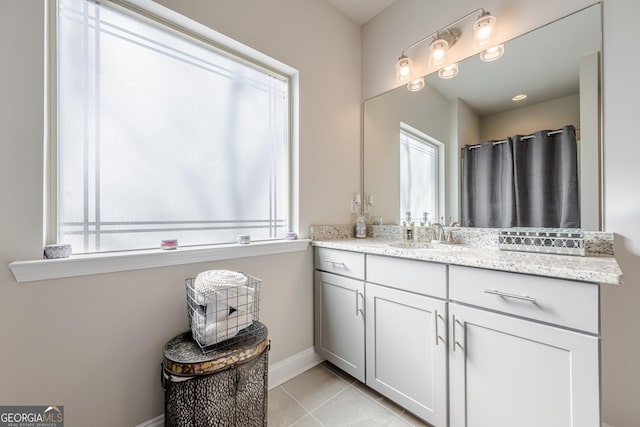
[436,312,445,346]
[452,315,465,353]
[324,260,346,267]
[452,314,457,352]
[434,310,439,346]
[483,289,536,303]
[355,289,364,317]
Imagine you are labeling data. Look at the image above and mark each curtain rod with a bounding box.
[466,126,581,150]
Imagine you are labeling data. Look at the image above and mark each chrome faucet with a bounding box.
[431,223,445,241]
[432,222,459,243]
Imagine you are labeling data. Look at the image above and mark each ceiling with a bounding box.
[326,0,397,25]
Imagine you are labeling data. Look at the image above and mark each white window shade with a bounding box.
[57,0,289,253]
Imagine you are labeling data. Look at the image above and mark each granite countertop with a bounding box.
[312,238,623,285]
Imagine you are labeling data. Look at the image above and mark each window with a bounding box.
[55,0,291,253]
[400,124,443,223]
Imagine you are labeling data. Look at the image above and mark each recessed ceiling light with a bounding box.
[512,94,527,101]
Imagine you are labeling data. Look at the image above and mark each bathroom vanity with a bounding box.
[312,233,621,427]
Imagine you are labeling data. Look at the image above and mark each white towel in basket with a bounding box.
[191,306,253,346]
[191,290,254,326]
[193,270,248,306]
[190,270,256,345]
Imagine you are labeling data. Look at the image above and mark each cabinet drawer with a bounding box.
[366,254,447,299]
[449,265,599,334]
[315,247,365,280]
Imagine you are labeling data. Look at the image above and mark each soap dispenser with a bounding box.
[403,212,414,242]
[420,212,429,226]
[420,212,433,243]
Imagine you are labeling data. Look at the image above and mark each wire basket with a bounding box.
[186,272,261,352]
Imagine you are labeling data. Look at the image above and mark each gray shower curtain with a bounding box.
[462,125,579,228]
[461,140,515,228]
[513,125,580,228]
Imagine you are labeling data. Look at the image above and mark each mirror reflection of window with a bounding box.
[399,124,444,223]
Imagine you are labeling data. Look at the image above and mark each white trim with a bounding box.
[135,414,164,427]
[268,346,324,389]
[49,0,300,252]
[134,347,322,427]
[9,239,309,283]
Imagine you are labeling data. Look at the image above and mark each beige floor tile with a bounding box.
[352,381,404,415]
[267,386,309,427]
[281,365,350,411]
[312,386,398,427]
[320,361,357,384]
[291,414,324,426]
[398,410,434,427]
[389,417,414,427]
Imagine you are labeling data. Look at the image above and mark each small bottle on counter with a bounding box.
[403,212,414,242]
[355,215,367,238]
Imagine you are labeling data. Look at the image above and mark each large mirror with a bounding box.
[364,3,602,229]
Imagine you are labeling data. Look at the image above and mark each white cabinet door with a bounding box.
[449,303,600,427]
[314,271,365,382]
[366,283,447,426]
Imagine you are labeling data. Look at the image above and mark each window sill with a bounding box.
[9,239,310,283]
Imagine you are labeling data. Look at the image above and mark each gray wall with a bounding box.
[0,0,361,425]
[362,0,640,425]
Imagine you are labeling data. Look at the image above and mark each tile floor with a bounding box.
[267,362,433,427]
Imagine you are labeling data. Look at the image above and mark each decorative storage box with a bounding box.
[499,228,585,256]
[162,323,269,427]
[186,270,261,352]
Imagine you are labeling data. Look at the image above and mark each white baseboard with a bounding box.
[136,347,322,427]
[268,346,324,389]
[136,414,164,427]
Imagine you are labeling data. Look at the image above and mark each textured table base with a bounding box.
[164,348,268,427]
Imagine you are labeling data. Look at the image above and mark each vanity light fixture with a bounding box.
[512,94,527,101]
[473,12,497,47]
[395,53,414,83]
[438,63,459,79]
[429,38,449,67]
[428,29,459,68]
[394,8,499,87]
[406,77,425,92]
[480,44,505,62]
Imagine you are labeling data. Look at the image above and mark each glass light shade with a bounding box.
[428,38,449,68]
[438,63,459,79]
[480,44,505,62]
[406,77,425,92]
[396,54,413,83]
[473,13,497,47]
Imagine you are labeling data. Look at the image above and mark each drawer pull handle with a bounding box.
[324,260,346,267]
[483,289,536,303]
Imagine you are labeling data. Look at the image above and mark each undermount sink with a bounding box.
[388,241,467,251]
